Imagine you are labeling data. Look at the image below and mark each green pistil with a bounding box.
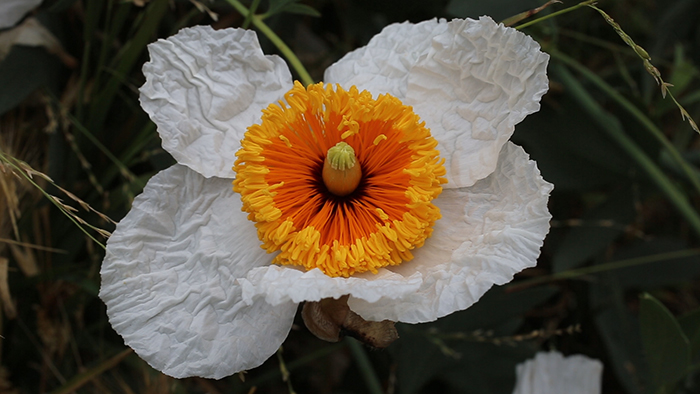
[327,142,357,171]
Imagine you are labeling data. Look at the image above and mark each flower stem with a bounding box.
[510,248,700,289]
[347,338,384,394]
[515,0,596,30]
[225,0,315,86]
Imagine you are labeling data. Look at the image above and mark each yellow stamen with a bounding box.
[373,134,387,145]
[233,82,446,277]
[279,135,292,148]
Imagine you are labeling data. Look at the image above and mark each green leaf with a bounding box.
[639,293,691,390]
[678,308,700,359]
[0,46,61,116]
[512,98,632,191]
[281,3,321,17]
[552,185,635,272]
[267,0,296,15]
[591,274,647,394]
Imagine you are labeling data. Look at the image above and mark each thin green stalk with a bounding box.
[64,111,138,185]
[225,0,315,86]
[515,0,596,30]
[554,64,700,238]
[511,248,700,289]
[347,338,384,394]
[242,0,262,29]
[241,343,344,391]
[552,50,700,195]
[50,348,133,394]
[276,346,297,394]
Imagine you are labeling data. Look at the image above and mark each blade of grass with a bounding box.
[242,0,262,29]
[88,0,168,132]
[101,122,156,188]
[94,0,132,93]
[64,110,140,187]
[224,0,314,86]
[514,0,596,30]
[76,0,105,120]
[501,0,562,27]
[554,64,700,238]
[49,348,133,394]
[0,152,107,248]
[347,338,384,394]
[510,248,700,289]
[552,50,700,195]
[276,346,297,394]
[0,237,66,253]
[241,342,345,391]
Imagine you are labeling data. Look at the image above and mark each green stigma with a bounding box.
[327,142,357,171]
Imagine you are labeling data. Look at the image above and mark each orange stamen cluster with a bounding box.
[233,82,446,277]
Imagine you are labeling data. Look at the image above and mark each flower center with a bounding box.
[233,82,446,277]
[322,142,362,196]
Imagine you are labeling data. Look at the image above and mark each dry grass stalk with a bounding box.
[0,258,16,319]
[589,4,700,133]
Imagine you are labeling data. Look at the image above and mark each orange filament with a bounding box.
[233,82,446,277]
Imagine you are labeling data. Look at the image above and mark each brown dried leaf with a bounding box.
[503,0,562,26]
[8,243,39,277]
[302,296,398,348]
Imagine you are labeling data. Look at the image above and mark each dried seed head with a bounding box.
[302,295,398,348]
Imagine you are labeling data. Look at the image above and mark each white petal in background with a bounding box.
[100,165,297,379]
[0,0,42,29]
[0,17,76,66]
[242,142,553,323]
[325,17,550,189]
[140,26,293,178]
[512,351,604,394]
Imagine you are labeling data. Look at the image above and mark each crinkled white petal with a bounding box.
[139,26,293,178]
[241,142,552,323]
[512,351,603,394]
[100,165,296,379]
[240,265,424,306]
[0,0,41,29]
[324,17,549,188]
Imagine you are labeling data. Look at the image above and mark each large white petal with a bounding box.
[140,26,293,178]
[0,0,42,28]
[512,351,603,394]
[241,143,552,323]
[324,17,549,188]
[100,165,296,379]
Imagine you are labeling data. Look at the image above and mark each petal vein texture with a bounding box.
[140,26,293,178]
[325,16,550,188]
[100,165,297,379]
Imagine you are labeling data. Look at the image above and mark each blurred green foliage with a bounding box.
[0,0,699,393]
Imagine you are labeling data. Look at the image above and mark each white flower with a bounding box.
[0,0,42,29]
[512,351,604,394]
[99,16,553,379]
